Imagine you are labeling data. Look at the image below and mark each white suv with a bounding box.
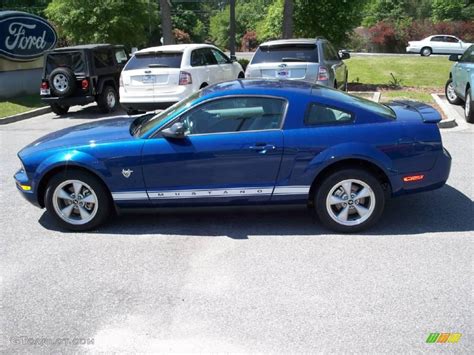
[120,44,244,114]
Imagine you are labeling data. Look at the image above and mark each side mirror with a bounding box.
[339,50,351,60]
[230,55,237,62]
[449,54,460,62]
[161,122,187,139]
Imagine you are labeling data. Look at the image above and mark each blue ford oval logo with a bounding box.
[0,11,57,61]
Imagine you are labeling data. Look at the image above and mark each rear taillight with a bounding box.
[179,71,192,85]
[317,66,329,81]
[81,79,89,90]
[41,81,49,89]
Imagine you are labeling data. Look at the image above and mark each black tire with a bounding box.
[50,103,70,116]
[238,72,245,79]
[465,88,474,123]
[420,47,432,57]
[199,82,208,89]
[334,80,338,89]
[314,168,385,233]
[44,170,112,231]
[97,85,119,113]
[49,67,76,97]
[445,79,463,105]
[125,108,141,116]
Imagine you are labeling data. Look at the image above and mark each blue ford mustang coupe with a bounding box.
[14,80,451,232]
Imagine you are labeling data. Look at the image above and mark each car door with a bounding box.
[444,36,463,54]
[455,46,474,98]
[201,48,220,84]
[141,96,287,205]
[326,43,346,89]
[430,36,445,53]
[190,48,210,86]
[211,48,234,81]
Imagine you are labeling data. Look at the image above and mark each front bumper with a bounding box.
[406,46,420,54]
[14,169,41,207]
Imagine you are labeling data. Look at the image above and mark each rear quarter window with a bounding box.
[251,44,319,64]
[124,52,183,70]
[305,103,353,125]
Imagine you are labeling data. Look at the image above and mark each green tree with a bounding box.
[432,0,474,21]
[45,0,157,48]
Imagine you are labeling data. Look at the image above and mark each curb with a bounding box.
[0,106,51,125]
[431,93,458,129]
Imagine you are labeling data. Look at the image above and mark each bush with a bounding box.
[241,31,259,52]
[173,29,191,44]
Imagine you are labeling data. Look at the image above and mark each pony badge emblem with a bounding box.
[122,169,133,178]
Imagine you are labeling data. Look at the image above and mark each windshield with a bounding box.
[251,44,319,64]
[124,52,183,70]
[311,85,396,119]
[132,91,202,137]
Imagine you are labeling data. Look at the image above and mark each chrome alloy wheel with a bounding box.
[446,82,458,102]
[53,74,69,93]
[465,92,471,117]
[325,179,376,226]
[52,180,98,225]
[106,90,116,108]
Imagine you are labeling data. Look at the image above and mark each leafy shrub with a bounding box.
[241,31,259,52]
[237,58,250,71]
[173,29,191,44]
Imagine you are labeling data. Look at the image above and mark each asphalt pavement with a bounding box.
[1,105,472,353]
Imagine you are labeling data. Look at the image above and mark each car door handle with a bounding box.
[249,143,276,153]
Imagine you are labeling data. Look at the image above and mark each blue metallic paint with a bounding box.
[15,80,451,211]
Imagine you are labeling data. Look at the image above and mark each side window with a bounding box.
[202,48,217,65]
[305,103,353,125]
[460,47,474,63]
[191,49,205,66]
[211,48,230,64]
[431,36,444,42]
[115,49,128,64]
[445,36,459,43]
[327,44,340,60]
[94,50,114,68]
[174,97,286,135]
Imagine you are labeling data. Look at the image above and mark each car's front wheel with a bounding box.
[45,171,111,231]
[465,88,474,123]
[50,103,70,116]
[97,86,119,113]
[445,79,462,105]
[315,169,385,233]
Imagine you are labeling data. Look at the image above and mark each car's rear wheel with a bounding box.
[465,88,474,123]
[445,79,462,105]
[315,169,385,233]
[420,47,432,56]
[238,72,245,79]
[49,67,76,97]
[45,171,111,231]
[50,103,70,116]
[97,86,119,113]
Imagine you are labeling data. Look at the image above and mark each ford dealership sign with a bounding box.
[0,11,57,61]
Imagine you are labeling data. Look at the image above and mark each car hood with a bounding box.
[20,117,136,157]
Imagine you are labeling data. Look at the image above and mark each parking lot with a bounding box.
[1,107,472,352]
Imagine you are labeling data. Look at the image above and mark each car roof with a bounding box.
[259,38,325,47]
[202,79,314,97]
[51,44,123,51]
[135,43,214,54]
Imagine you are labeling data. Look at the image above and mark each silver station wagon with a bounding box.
[245,38,350,91]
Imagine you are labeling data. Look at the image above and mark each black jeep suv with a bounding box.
[40,44,128,115]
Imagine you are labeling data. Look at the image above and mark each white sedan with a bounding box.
[120,44,244,114]
[406,35,472,56]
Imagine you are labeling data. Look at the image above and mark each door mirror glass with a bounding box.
[161,122,187,139]
[449,54,460,62]
[230,55,237,62]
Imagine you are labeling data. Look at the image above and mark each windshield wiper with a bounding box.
[281,57,306,62]
[148,63,169,68]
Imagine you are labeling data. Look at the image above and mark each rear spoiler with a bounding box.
[392,100,442,123]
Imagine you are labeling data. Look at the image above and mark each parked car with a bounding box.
[406,35,472,56]
[119,44,244,114]
[445,45,474,123]
[40,44,128,115]
[245,38,350,90]
[15,80,451,233]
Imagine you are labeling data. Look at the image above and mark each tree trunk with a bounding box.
[229,0,236,56]
[282,0,294,39]
[159,0,174,45]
